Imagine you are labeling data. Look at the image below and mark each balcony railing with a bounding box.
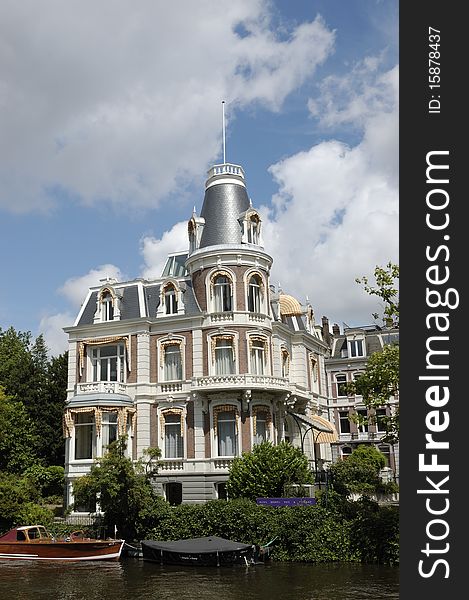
[76,382,127,395]
[192,374,289,390]
[159,459,185,472]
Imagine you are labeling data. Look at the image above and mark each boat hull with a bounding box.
[141,541,251,567]
[0,540,125,561]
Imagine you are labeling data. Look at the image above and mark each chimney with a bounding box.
[321,316,331,347]
[332,323,340,336]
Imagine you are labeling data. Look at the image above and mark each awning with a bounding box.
[287,411,339,443]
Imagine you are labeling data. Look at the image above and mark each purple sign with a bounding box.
[256,497,317,507]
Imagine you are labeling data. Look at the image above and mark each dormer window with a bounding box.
[157,280,185,318]
[94,287,121,323]
[102,291,114,321]
[349,338,365,358]
[188,219,196,254]
[164,283,178,315]
[240,209,262,246]
[247,214,260,244]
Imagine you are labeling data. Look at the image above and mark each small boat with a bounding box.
[0,525,125,562]
[141,535,253,567]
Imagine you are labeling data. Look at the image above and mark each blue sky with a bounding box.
[0,0,398,356]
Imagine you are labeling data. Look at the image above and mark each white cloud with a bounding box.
[140,222,188,279]
[38,263,124,355]
[59,265,124,308]
[38,312,73,357]
[262,63,398,327]
[0,1,334,213]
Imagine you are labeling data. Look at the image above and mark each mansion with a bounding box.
[63,160,397,510]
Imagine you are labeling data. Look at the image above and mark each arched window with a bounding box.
[164,284,178,315]
[188,219,196,254]
[247,274,262,313]
[101,290,114,321]
[335,374,347,397]
[252,406,271,445]
[342,446,353,460]
[249,337,267,375]
[281,348,290,377]
[160,340,183,381]
[163,413,183,458]
[247,214,260,244]
[214,406,238,456]
[213,274,232,312]
[213,337,235,375]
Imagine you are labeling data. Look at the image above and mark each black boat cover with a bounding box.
[142,536,251,554]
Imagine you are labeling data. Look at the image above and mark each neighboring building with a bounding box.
[63,161,338,512]
[325,323,399,481]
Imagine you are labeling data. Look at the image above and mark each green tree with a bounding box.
[226,441,314,500]
[356,262,399,327]
[0,327,68,466]
[348,343,399,443]
[328,445,394,497]
[0,387,39,474]
[42,352,68,465]
[351,262,400,443]
[72,438,161,541]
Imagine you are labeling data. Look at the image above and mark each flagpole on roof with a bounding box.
[222,100,226,164]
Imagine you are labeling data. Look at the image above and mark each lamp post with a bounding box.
[288,413,323,488]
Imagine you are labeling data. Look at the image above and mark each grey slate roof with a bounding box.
[145,285,161,318]
[77,291,98,326]
[121,286,141,320]
[199,183,250,248]
[183,280,202,315]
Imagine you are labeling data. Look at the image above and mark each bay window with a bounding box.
[74,412,95,460]
[91,344,125,382]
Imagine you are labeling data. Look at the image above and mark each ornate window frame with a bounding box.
[157,279,185,317]
[240,208,263,246]
[158,406,186,459]
[251,404,272,444]
[93,285,121,323]
[206,268,236,313]
[247,333,270,375]
[211,400,241,458]
[158,335,185,382]
[244,269,266,314]
[208,331,238,376]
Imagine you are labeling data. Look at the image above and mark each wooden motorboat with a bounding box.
[0,525,124,561]
[141,535,253,567]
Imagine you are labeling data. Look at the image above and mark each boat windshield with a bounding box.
[26,526,50,540]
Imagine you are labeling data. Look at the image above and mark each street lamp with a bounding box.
[288,413,324,488]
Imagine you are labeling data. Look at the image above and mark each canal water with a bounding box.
[0,558,398,600]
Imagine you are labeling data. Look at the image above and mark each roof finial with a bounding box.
[192,205,197,217]
[222,100,226,164]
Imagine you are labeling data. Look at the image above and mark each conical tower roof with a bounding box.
[199,163,250,248]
